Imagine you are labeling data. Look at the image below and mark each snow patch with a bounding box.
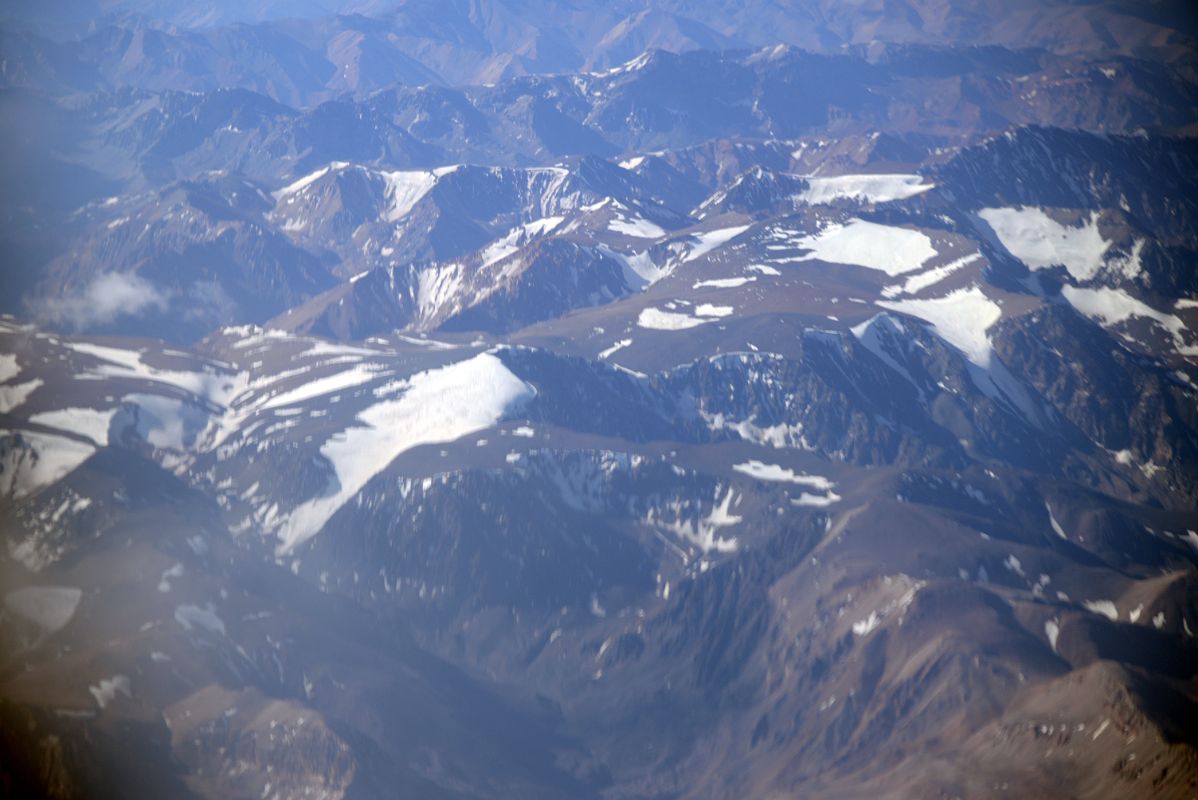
[679,225,752,263]
[637,307,710,330]
[609,214,666,239]
[4,586,82,637]
[638,302,732,330]
[693,276,756,289]
[852,612,881,636]
[733,460,840,505]
[791,491,842,508]
[276,354,534,552]
[798,174,933,205]
[0,379,43,413]
[851,576,925,637]
[705,412,810,450]
[379,169,439,221]
[1083,600,1118,621]
[794,219,936,276]
[1062,285,1196,356]
[883,253,982,298]
[694,303,733,318]
[647,488,741,553]
[89,675,131,709]
[259,364,386,410]
[480,216,565,267]
[273,163,344,199]
[733,460,832,488]
[416,263,465,320]
[66,342,245,406]
[175,603,227,636]
[0,430,95,498]
[878,286,1001,368]
[1046,502,1069,539]
[158,563,183,593]
[979,207,1109,281]
[0,354,19,383]
[29,407,118,447]
[1045,619,1060,652]
[618,250,666,286]
[598,339,632,359]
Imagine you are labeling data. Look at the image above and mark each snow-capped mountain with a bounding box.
[1,4,1197,800]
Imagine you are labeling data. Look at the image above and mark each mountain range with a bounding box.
[1,2,1197,799]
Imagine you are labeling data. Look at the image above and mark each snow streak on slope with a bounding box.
[732,460,833,489]
[876,288,1047,423]
[883,253,983,297]
[608,207,667,239]
[259,364,389,410]
[733,460,842,506]
[65,342,246,407]
[850,314,925,396]
[480,217,565,267]
[276,353,534,553]
[679,225,752,263]
[1062,285,1197,356]
[273,162,347,199]
[647,488,742,554]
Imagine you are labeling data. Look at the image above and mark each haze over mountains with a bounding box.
[1,2,1197,798]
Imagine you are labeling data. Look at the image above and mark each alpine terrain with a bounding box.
[1,1,1197,798]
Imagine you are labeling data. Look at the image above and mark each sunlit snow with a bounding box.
[0,379,43,413]
[878,286,1001,367]
[679,225,752,263]
[0,353,19,383]
[29,408,118,447]
[693,276,756,289]
[637,307,711,330]
[4,586,82,637]
[1062,285,1197,356]
[276,353,534,552]
[1083,600,1118,621]
[0,430,95,498]
[979,207,1109,281]
[794,219,936,275]
[732,460,833,490]
[608,213,666,239]
[798,174,933,205]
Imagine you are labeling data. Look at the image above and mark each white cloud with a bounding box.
[36,272,170,328]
